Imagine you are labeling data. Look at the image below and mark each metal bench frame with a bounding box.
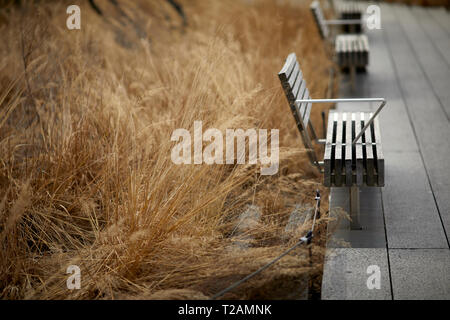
[279,53,387,229]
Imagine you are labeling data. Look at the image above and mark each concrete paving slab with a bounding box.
[322,248,392,300]
[389,249,450,300]
[382,151,448,249]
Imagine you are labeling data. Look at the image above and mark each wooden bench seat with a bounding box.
[278,53,387,229]
[324,111,384,187]
[336,34,369,68]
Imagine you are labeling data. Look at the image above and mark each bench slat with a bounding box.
[355,112,364,186]
[287,62,301,89]
[278,56,305,133]
[279,53,296,81]
[335,112,344,186]
[345,112,353,186]
[302,97,312,129]
[324,111,335,187]
[292,78,305,102]
[343,37,348,66]
[373,117,384,187]
[362,35,369,65]
[363,113,375,186]
[298,86,309,116]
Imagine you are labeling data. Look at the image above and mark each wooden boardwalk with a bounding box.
[322,3,450,300]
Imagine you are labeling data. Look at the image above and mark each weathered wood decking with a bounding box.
[322,3,450,300]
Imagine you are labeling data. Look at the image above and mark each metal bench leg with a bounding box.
[349,186,361,229]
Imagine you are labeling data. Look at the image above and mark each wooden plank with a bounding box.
[334,113,344,186]
[345,112,353,186]
[349,36,355,65]
[348,37,354,66]
[355,112,363,186]
[298,87,309,118]
[280,90,303,134]
[347,36,352,67]
[360,35,366,66]
[292,78,305,103]
[295,82,308,125]
[372,117,384,187]
[278,53,296,81]
[300,87,312,130]
[302,100,312,129]
[345,37,350,67]
[278,55,304,133]
[363,113,375,186]
[324,111,336,187]
[287,62,301,90]
[279,54,299,108]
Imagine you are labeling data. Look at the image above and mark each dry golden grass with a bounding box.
[0,0,336,299]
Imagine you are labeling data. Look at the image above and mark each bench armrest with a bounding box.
[295,98,387,145]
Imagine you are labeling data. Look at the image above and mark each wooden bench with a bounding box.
[335,1,364,33]
[278,53,386,229]
[327,0,365,33]
[310,0,369,77]
[335,34,369,69]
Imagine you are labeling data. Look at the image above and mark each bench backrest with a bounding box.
[278,53,319,165]
[310,0,329,40]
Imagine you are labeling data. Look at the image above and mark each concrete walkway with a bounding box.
[322,3,450,300]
